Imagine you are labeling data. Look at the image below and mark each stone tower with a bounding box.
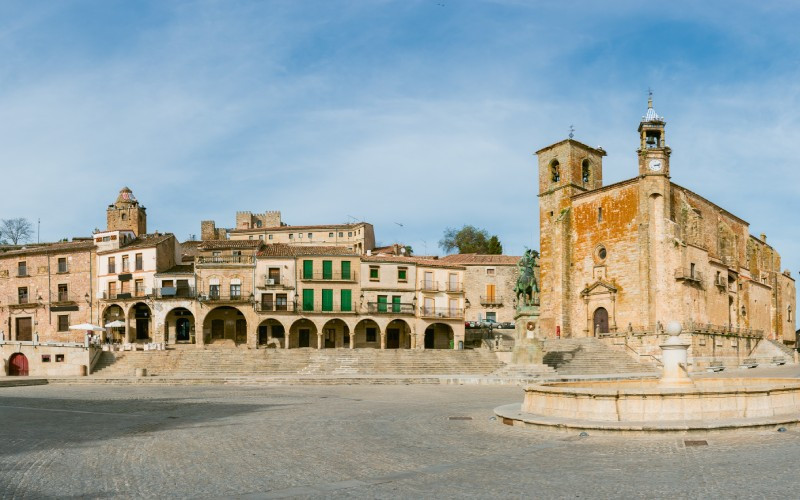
[535,138,606,337]
[107,187,147,236]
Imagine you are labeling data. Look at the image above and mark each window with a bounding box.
[582,159,590,184]
[232,250,242,263]
[57,258,68,273]
[135,253,143,271]
[268,234,273,240]
[348,231,353,237]
[595,245,607,261]
[120,280,129,294]
[102,236,111,242]
[289,234,294,240]
[58,284,68,302]
[366,327,377,343]
[341,289,352,312]
[369,266,379,281]
[17,261,27,277]
[322,260,333,280]
[329,232,334,238]
[256,220,263,228]
[162,280,174,288]
[341,261,351,280]
[338,232,343,237]
[18,287,28,304]
[598,207,603,222]
[230,283,241,299]
[135,279,144,296]
[122,255,129,272]
[57,315,69,331]
[550,160,560,182]
[108,282,116,298]
[789,306,793,323]
[392,295,401,313]
[211,251,222,263]
[42,355,51,362]
[55,354,64,362]
[259,235,264,240]
[249,235,253,240]
[486,312,497,322]
[303,260,313,280]
[302,289,314,311]
[322,289,333,311]
[276,293,288,311]
[209,284,220,299]
[690,263,696,279]
[377,295,388,313]
[486,268,495,276]
[398,267,407,282]
[486,284,496,302]
[108,257,116,274]
[308,233,313,239]
[298,233,303,239]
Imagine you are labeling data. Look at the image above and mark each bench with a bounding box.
[739,358,758,369]
[772,356,787,366]
[706,361,725,372]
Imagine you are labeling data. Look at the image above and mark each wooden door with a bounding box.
[176,318,190,342]
[8,353,28,376]
[424,326,435,349]
[593,307,609,335]
[386,328,400,349]
[235,319,247,344]
[299,329,310,348]
[261,293,274,311]
[211,319,224,340]
[16,318,32,341]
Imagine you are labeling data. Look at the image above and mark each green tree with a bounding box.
[439,225,503,254]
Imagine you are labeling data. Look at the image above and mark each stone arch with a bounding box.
[102,304,127,342]
[581,158,591,185]
[385,319,413,349]
[288,318,317,348]
[128,302,153,342]
[258,318,288,348]
[8,353,29,376]
[165,307,195,344]
[423,323,453,350]
[202,306,248,346]
[353,318,381,349]
[550,159,560,183]
[321,319,350,348]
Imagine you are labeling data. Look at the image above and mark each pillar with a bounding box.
[380,331,386,350]
[349,330,355,349]
[317,332,323,349]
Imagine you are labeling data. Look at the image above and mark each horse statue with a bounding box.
[514,248,539,307]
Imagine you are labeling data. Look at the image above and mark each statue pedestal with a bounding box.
[511,304,544,365]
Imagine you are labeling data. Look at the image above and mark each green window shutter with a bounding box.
[398,269,407,281]
[303,260,313,280]
[322,260,332,280]
[302,289,314,311]
[341,289,352,312]
[378,295,387,313]
[392,295,401,313]
[341,261,351,280]
[322,289,333,311]
[370,267,379,279]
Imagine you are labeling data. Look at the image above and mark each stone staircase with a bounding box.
[542,338,659,376]
[766,339,796,358]
[90,348,505,378]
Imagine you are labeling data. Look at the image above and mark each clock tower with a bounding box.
[637,93,671,177]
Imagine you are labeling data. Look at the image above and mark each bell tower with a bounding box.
[637,92,671,177]
[106,187,147,236]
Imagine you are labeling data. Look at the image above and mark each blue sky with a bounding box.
[1,1,798,309]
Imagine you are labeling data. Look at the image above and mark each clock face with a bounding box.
[648,159,663,172]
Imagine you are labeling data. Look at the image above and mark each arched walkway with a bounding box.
[8,353,28,376]
[424,323,454,349]
[353,319,381,349]
[385,319,412,349]
[165,307,195,344]
[258,318,287,348]
[288,319,317,349]
[321,319,350,349]
[203,306,247,345]
[129,303,152,342]
[103,304,126,342]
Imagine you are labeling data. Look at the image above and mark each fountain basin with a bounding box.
[495,378,800,434]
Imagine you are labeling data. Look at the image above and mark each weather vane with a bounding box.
[568,125,575,139]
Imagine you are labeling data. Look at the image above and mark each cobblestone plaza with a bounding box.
[2,380,800,498]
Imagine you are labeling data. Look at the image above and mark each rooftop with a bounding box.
[257,244,358,257]
[439,254,521,265]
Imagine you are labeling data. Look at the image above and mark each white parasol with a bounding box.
[104,320,126,328]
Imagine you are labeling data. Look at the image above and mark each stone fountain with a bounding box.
[495,321,800,434]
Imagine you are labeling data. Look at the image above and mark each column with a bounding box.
[349,330,355,349]
[317,332,323,349]
[380,331,386,350]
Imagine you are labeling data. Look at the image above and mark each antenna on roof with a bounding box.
[346,215,359,223]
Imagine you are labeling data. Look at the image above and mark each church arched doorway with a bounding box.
[593,307,609,336]
[8,353,29,376]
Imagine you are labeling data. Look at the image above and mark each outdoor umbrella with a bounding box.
[104,320,126,328]
[68,323,106,331]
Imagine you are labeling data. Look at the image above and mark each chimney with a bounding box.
[760,233,767,243]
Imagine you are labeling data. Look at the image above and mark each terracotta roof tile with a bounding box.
[0,240,95,258]
[198,240,264,250]
[231,222,369,233]
[439,254,520,265]
[361,254,465,269]
[257,244,358,257]
[155,264,194,275]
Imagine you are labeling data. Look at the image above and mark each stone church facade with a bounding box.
[536,98,796,345]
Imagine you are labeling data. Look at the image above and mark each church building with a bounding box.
[536,97,796,345]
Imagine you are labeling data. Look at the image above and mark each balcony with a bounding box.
[154,287,197,299]
[420,281,440,292]
[52,293,77,306]
[7,295,43,309]
[419,307,464,319]
[196,255,255,266]
[255,302,295,313]
[367,302,415,315]
[198,290,253,303]
[674,268,703,285]
[296,302,356,314]
[479,295,503,306]
[102,289,152,300]
[445,282,463,293]
[300,271,357,282]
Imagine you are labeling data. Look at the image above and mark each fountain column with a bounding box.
[658,321,694,387]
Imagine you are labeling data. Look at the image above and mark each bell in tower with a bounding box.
[637,91,671,176]
[106,186,147,236]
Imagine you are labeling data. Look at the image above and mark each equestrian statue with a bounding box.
[514,248,540,307]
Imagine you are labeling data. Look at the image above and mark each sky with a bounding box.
[0,1,798,318]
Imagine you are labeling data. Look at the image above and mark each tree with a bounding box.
[403,245,413,256]
[439,225,503,254]
[0,218,33,245]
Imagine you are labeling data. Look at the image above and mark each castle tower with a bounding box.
[535,137,606,337]
[107,187,147,236]
[637,93,671,177]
